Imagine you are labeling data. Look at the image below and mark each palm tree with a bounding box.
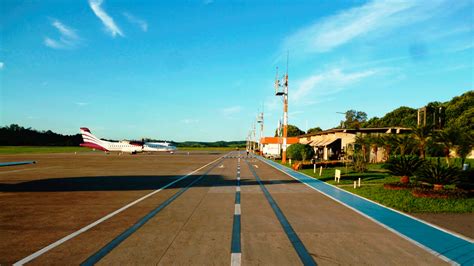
[383,155,424,183]
[392,134,416,156]
[367,134,384,163]
[412,125,433,159]
[433,127,458,166]
[455,130,474,167]
[381,134,397,161]
[355,134,370,162]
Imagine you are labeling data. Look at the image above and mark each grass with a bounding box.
[0,146,90,154]
[275,159,473,213]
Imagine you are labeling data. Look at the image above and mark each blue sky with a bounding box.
[0,0,472,141]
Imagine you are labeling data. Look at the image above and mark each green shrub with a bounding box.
[383,155,424,177]
[352,153,368,172]
[416,158,460,185]
[287,143,314,161]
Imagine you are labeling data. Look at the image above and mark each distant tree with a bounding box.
[307,127,323,134]
[286,143,314,162]
[362,107,417,128]
[341,110,367,129]
[275,124,305,137]
[444,90,473,130]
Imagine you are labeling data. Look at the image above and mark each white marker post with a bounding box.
[313,163,316,174]
[354,181,357,189]
[289,159,292,165]
[319,166,323,176]
[335,169,341,183]
[358,178,361,187]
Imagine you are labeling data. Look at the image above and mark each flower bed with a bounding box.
[412,188,471,199]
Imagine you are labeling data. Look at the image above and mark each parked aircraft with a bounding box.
[80,127,176,154]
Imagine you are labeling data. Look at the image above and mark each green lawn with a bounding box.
[276,160,473,213]
[0,146,90,154]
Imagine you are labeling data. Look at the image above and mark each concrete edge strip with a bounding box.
[14,154,228,266]
[0,161,36,167]
[81,157,224,265]
[258,157,473,265]
[245,159,317,266]
[230,154,242,265]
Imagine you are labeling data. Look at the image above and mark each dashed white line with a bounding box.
[234,204,241,215]
[231,253,241,266]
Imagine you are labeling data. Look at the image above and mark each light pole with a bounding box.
[275,64,289,164]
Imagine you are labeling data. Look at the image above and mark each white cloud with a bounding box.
[123,12,148,32]
[221,106,242,117]
[89,0,124,37]
[292,68,376,104]
[75,102,90,106]
[182,118,199,124]
[44,20,80,49]
[282,0,449,56]
[0,62,4,70]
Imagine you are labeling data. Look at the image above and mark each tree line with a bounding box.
[0,124,246,148]
[285,90,473,136]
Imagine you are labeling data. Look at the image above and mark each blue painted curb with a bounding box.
[0,161,36,167]
[259,157,474,265]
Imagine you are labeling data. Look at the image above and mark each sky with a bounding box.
[0,0,472,141]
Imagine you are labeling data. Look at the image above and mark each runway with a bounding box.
[0,151,464,265]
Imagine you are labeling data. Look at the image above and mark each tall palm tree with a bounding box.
[412,125,433,159]
[381,134,397,161]
[355,134,370,162]
[433,127,458,166]
[393,134,416,156]
[367,134,384,163]
[455,130,474,167]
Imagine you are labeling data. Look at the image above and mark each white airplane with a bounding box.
[80,127,177,154]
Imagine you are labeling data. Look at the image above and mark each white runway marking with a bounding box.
[234,204,241,215]
[231,253,241,266]
[236,186,240,192]
[0,166,59,175]
[14,155,227,266]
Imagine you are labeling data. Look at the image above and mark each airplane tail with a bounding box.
[80,127,109,151]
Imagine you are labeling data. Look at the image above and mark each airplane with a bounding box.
[80,127,177,154]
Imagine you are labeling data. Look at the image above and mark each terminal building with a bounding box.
[298,127,411,162]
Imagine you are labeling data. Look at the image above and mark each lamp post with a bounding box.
[275,66,289,164]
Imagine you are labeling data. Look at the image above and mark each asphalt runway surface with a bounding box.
[0,151,454,265]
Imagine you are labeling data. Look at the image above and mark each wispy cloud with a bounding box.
[292,68,376,104]
[221,106,242,117]
[89,0,124,37]
[75,102,90,107]
[44,19,80,49]
[181,118,199,124]
[0,62,4,70]
[123,12,148,32]
[282,0,450,56]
